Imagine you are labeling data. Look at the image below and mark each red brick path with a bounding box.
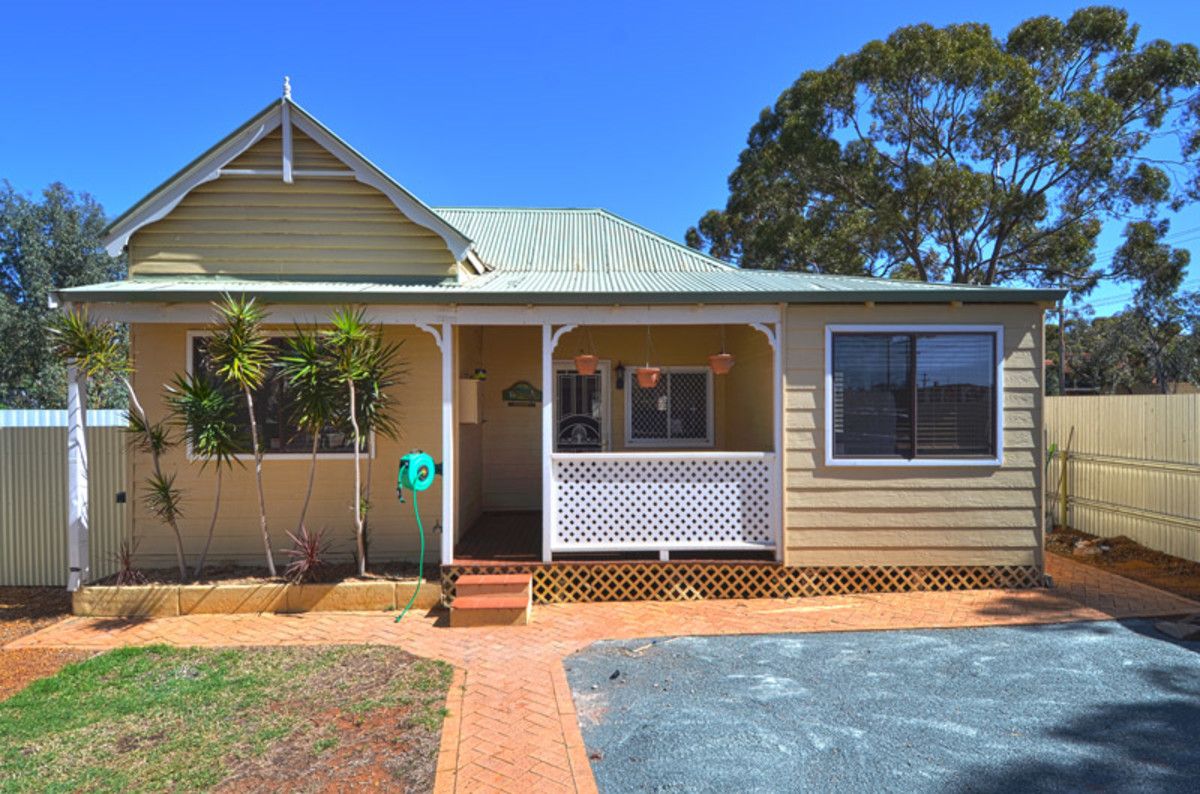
[7,556,1197,793]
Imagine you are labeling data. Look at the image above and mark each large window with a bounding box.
[189,333,357,457]
[826,326,1001,465]
[625,367,713,447]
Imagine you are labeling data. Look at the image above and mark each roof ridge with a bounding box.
[593,209,738,272]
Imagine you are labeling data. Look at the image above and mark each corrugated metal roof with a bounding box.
[57,272,1062,304]
[434,208,734,273]
[63,206,1066,304]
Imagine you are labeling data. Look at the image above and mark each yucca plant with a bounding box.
[207,294,278,576]
[323,307,404,575]
[50,308,190,581]
[166,370,244,580]
[278,327,343,534]
[355,332,406,561]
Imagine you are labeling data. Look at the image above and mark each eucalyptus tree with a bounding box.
[279,327,342,534]
[49,309,188,580]
[323,307,403,574]
[207,294,278,576]
[687,6,1200,292]
[165,371,243,579]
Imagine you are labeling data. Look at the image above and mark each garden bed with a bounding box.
[1046,527,1200,601]
[74,575,442,617]
[0,645,451,792]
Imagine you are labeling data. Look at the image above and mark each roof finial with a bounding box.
[282,75,292,101]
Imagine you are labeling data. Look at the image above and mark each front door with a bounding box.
[554,361,610,452]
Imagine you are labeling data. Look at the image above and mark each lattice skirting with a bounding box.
[442,563,1045,605]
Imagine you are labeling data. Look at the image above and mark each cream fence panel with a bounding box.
[0,411,129,586]
[1044,395,1200,562]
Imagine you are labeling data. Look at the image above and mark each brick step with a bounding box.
[450,592,531,628]
[455,573,532,598]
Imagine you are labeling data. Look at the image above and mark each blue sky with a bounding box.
[3,0,1196,312]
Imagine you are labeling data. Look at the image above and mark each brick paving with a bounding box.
[6,555,1197,793]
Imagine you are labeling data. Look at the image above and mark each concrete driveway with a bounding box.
[566,620,1200,793]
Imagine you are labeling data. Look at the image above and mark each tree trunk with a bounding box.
[349,381,366,575]
[244,386,276,576]
[122,377,189,581]
[297,431,320,532]
[195,467,222,582]
[362,433,375,566]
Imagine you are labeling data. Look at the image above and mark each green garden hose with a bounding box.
[395,451,438,623]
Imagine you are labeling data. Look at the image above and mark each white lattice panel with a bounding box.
[552,454,775,549]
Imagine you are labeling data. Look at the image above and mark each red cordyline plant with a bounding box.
[283,526,333,583]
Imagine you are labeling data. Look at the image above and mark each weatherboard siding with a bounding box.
[782,303,1045,568]
[127,322,444,570]
[128,130,456,279]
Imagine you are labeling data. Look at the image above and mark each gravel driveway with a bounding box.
[566,619,1200,793]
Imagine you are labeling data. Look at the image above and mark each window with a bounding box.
[625,367,713,447]
[826,326,1002,465]
[189,333,358,457]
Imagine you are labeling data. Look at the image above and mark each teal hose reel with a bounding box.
[395,451,441,622]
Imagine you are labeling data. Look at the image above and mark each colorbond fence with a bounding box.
[0,410,129,586]
[1045,394,1200,563]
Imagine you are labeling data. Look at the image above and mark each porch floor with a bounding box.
[453,511,776,566]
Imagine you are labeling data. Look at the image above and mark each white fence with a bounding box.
[0,410,129,586]
[1045,394,1200,563]
[549,452,777,555]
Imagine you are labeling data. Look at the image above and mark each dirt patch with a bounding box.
[0,587,90,700]
[1047,528,1200,601]
[95,561,434,586]
[1,645,452,793]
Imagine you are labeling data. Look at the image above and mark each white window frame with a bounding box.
[185,330,371,461]
[823,324,1004,468]
[552,359,612,453]
[623,365,715,449]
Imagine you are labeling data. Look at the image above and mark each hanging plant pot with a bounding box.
[708,352,736,375]
[574,354,599,375]
[635,366,661,389]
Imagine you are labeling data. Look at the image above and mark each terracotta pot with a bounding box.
[708,352,736,375]
[574,354,599,375]
[635,367,661,389]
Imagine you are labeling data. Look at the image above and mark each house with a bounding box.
[54,89,1063,610]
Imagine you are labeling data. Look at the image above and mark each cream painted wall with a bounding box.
[478,326,543,511]
[455,326,484,534]
[782,304,1045,568]
[127,322,445,570]
[128,129,457,279]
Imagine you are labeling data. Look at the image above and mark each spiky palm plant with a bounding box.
[323,306,399,575]
[279,327,342,534]
[355,332,406,561]
[165,371,243,580]
[207,294,278,576]
[50,308,191,581]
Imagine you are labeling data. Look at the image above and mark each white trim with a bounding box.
[217,168,357,179]
[185,330,370,461]
[85,303,784,327]
[822,323,1005,468]
[65,363,89,592]
[280,101,293,184]
[103,100,474,264]
[552,542,776,553]
[438,321,455,566]
[288,108,473,261]
[551,451,775,462]
[552,359,613,452]
[623,366,715,448]
[103,106,283,255]
[541,323,554,562]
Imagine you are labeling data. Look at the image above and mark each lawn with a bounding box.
[0,644,451,793]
